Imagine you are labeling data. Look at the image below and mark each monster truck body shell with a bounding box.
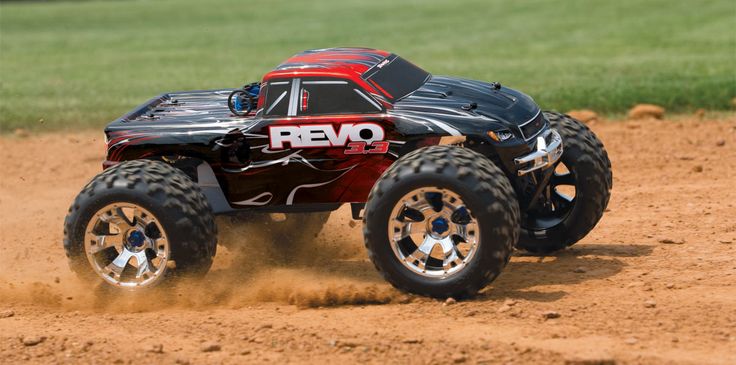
[104,47,560,214]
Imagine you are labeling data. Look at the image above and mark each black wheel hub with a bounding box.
[524,163,577,230]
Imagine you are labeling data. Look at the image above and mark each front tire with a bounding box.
[363,146,520,298]
[517,111,612,254]
[63,160,217,290]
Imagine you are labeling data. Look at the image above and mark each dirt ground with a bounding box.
[0,116,735,364]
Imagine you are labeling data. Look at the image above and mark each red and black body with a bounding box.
[104,48,549,214]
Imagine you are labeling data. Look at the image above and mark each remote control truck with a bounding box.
[64,48,612,298]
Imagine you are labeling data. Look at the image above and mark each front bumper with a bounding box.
[514,129,563,176]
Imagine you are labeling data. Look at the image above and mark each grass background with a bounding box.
[0,0,734,131]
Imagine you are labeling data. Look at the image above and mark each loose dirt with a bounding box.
[628,104,666,120]
[565,110,599,124]
[1,116,735,364]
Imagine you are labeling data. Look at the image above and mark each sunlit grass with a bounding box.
[1,0,734,131]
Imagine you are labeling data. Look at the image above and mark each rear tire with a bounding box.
[517,111,612,254]
[63,160,217,289]
[363,145,520,298]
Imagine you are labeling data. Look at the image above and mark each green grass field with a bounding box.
[1,0,734,131]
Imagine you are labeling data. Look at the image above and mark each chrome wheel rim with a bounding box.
[84,203,170,288]
[388,188,480,278]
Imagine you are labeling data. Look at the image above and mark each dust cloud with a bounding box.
[0,208,405,311]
